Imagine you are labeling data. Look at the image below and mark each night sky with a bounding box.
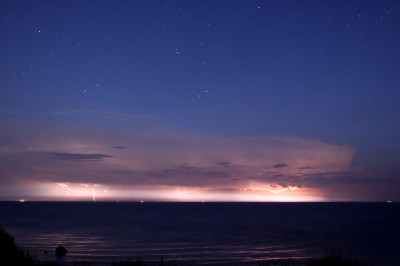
[1,0,400,201]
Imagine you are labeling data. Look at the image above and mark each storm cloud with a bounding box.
[4,126,395,201]
[6,124,396,201]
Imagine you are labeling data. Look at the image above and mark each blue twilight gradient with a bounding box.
[1,1,400,200]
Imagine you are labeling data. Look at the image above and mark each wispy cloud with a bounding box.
[112,146,126,150]
[50,152,112,161]
[50,109,156,121]
[0,109,24,115]
[1,109,156,121]
[273,163,287,169]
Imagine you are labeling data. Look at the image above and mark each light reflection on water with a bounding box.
[1,202,399,265]
[11,230,313,264]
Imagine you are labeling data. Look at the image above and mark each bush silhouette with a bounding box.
[0,229,34,266]
[55,245,67,256]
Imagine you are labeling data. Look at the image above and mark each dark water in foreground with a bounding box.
[0,202,399,265]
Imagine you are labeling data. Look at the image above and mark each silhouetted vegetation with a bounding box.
[0,228,35,266]
[55,245,67,257]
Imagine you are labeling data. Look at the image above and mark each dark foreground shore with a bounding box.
[0,229,367,266]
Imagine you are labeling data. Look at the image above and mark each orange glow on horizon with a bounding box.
[246,186,298,194]
[12,181,326,202]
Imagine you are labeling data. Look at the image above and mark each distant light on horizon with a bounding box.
[7,181,326,202]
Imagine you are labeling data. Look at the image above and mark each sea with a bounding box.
[0,202,399,265]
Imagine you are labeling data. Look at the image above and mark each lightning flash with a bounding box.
[247,186,298,194]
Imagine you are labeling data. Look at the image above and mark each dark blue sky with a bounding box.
[1,1,400,201]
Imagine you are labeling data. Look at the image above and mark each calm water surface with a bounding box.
[1,202,399,265]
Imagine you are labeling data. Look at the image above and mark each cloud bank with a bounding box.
[1,126,394,201]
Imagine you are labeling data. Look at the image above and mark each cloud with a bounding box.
[298,166,314,170]
[50,152,112,161]
[7,126,395,201]
[0,127,355,185]
[112,146,126,150]
[0,110,23,115]
[50,109,156,121]
[0,109,156,123]
[273,163,287,169]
